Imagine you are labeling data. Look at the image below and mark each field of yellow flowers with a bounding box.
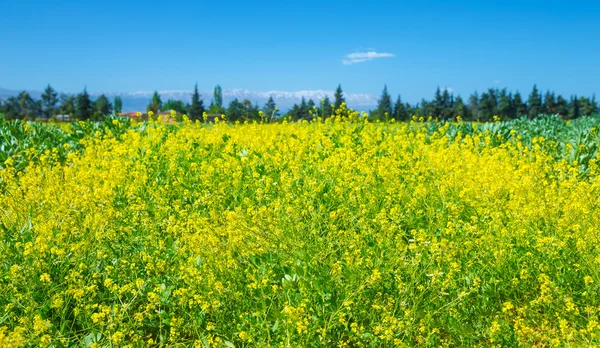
[1,111,600,346]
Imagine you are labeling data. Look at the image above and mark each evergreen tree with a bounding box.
[147,91,163,114]
[454,95,468,120]
[41,84,58,120]
[555,96,568,117]
[374,85,393,120]
[114,96,123,114]
[543,91,556,114]
[432,87,444,118]
[568,96,580,119]
[321,97,332,118]
[479,91,495,121]
[497,89,512,119]
[188,84,206,121]
[2,96,20,120]
[527,84,542,119]
[16,91,40,120]
[263,96,279,121]
[59,94,76,119]
[76,88,93,120]
[580,96,597,116]
[93,94,112,121]
[227,98,243,121]
[164,99,187,114]
[468,92,480,121]
[298,97,308,120]
[441,88,453,119]
[334,84,345,110]
[213,85,223,111]
[393,95,409,121]
[307,99,316,119]
[512,92,527,118]
[405,102,414,119]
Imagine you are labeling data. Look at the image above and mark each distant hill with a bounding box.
[0,87,378,113]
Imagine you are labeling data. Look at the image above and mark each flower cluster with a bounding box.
[1,114,600,346]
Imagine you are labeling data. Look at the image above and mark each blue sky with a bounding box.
[1,0,599,102]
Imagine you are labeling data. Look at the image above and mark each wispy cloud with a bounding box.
[343,51,395,65]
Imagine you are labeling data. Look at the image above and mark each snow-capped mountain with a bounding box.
[0,87,378,112]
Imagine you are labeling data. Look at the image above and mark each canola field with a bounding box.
[1,111,600,346]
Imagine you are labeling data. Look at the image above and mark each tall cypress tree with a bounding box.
[188,83,205,121]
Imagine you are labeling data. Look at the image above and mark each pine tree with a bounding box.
[17,91,40,120]
[213,85,223,110]
[227,99,243,121]
[441,88,452,120]
[467,92,480,121]
[334,84,345,110]
[41,84,58,120]
[568,96,580,119]
[579,96,597,116]
[454,95,468,120]
[497,89,512,119]
[93,94,112,121]
[147,91,162,114]
[393,95,408,121]
[555,96,568,118]
[188,84,206,121]
[375,85,393,120]
[321,96,332,118]
[114,96,123,114]
[307,99,316,119]
[432,87,444,118]
[59,94,76,119]
[263,96,279,121]
[513,92,527,118]
[76,88,93,120]
[527,84,542,119]
[543,91,556,114]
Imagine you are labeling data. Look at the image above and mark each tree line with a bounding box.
[1,83,597,122]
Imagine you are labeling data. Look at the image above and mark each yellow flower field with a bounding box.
[1,114,600,346]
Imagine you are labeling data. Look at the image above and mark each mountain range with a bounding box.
[0,87,378,113]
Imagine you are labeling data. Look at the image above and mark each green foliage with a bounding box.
[188,84,205,121]
[41,84,58,119]
[93,94,112,121]
[334,84,345,110]
[147,91,163,114]
[374,85,392,120]
[263,96,279,121]
[76,88,93,120]
[113,96,123,114]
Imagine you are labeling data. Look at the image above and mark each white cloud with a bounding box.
[343,51,395,65]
